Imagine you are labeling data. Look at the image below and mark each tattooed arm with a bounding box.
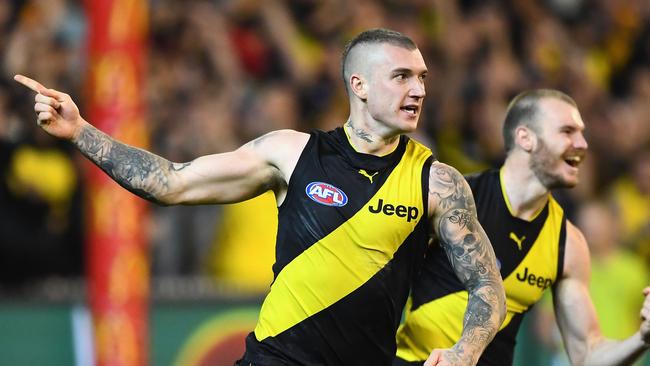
[425,161,506,366]
[14,75,308,205]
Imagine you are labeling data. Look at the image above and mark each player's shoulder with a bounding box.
[560,219,591,280]
[565,220,588,250]
[427,161,472,201]
[264,129,310,143]
[240,129,310,166]
[244,129,309,151]
[429,160,465,182]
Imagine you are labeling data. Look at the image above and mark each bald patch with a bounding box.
[344,43,422,96]
[343,44,381,90]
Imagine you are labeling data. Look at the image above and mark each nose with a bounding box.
[409,78,426,99]
[574,131,588,150]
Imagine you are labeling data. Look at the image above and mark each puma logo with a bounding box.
[509,232,525,250]
[358,169,378,183]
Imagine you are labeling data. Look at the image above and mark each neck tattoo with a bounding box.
[383,135,398,145]
[345,120,373,143]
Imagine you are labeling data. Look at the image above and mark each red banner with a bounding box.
[84,1,149,365]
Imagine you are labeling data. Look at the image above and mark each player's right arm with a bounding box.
[15,74,308,206]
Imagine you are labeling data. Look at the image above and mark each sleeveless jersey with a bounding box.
[243,127,433,365]
[395,168,566,366]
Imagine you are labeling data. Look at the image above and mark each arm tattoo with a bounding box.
[345,120,373,143]
[438,208,489,291]
[243,131,277,149]
[430,163,505,363]
[383,135,399,145]
[74,125,189,204]
[429,166,477,211]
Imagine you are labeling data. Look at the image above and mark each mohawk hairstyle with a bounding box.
[341,28,417,95]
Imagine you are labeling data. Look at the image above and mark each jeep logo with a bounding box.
[516,267,552,289]
[368,199,419,222]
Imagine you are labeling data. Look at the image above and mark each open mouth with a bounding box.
[564,156,582,168]
[401,105,419,115]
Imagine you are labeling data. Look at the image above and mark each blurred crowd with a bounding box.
[0,0,649,357]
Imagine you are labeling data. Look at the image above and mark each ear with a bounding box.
[515,125,536,152]
[350,74,367,100]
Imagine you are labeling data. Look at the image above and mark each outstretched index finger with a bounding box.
[14,74,47,94]
[14,74,67,102]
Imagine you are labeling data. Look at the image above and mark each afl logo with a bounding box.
[305,182,348,207]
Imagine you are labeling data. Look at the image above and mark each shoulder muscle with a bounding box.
[240,129,310,183]
[428,161,477,217]
[562,220,591,283]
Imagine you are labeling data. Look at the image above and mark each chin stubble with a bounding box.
[529,139,577,189]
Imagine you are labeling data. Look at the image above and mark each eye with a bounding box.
[394,74,406,81]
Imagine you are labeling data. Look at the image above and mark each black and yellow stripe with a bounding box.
[243,128,433,365]
[396,169,566,366]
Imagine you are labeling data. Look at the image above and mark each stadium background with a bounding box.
[0,0,649,365]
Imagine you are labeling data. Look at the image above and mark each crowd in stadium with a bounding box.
[0,0,648,363]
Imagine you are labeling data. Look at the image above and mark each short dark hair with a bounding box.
[341,28,417,94]
[502,89,578,152]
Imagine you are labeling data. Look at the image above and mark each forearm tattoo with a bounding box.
[430,163,505,362]
[74,125,189,204]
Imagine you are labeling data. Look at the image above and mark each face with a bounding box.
[360,44,427,133]
[528,98,588,189]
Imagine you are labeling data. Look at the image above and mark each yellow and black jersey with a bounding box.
[242,127,433,365]
[395,168,566,366]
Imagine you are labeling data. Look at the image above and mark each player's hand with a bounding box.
[14,74,85,141]
[424,348,465,366]
[641,287,650,346]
